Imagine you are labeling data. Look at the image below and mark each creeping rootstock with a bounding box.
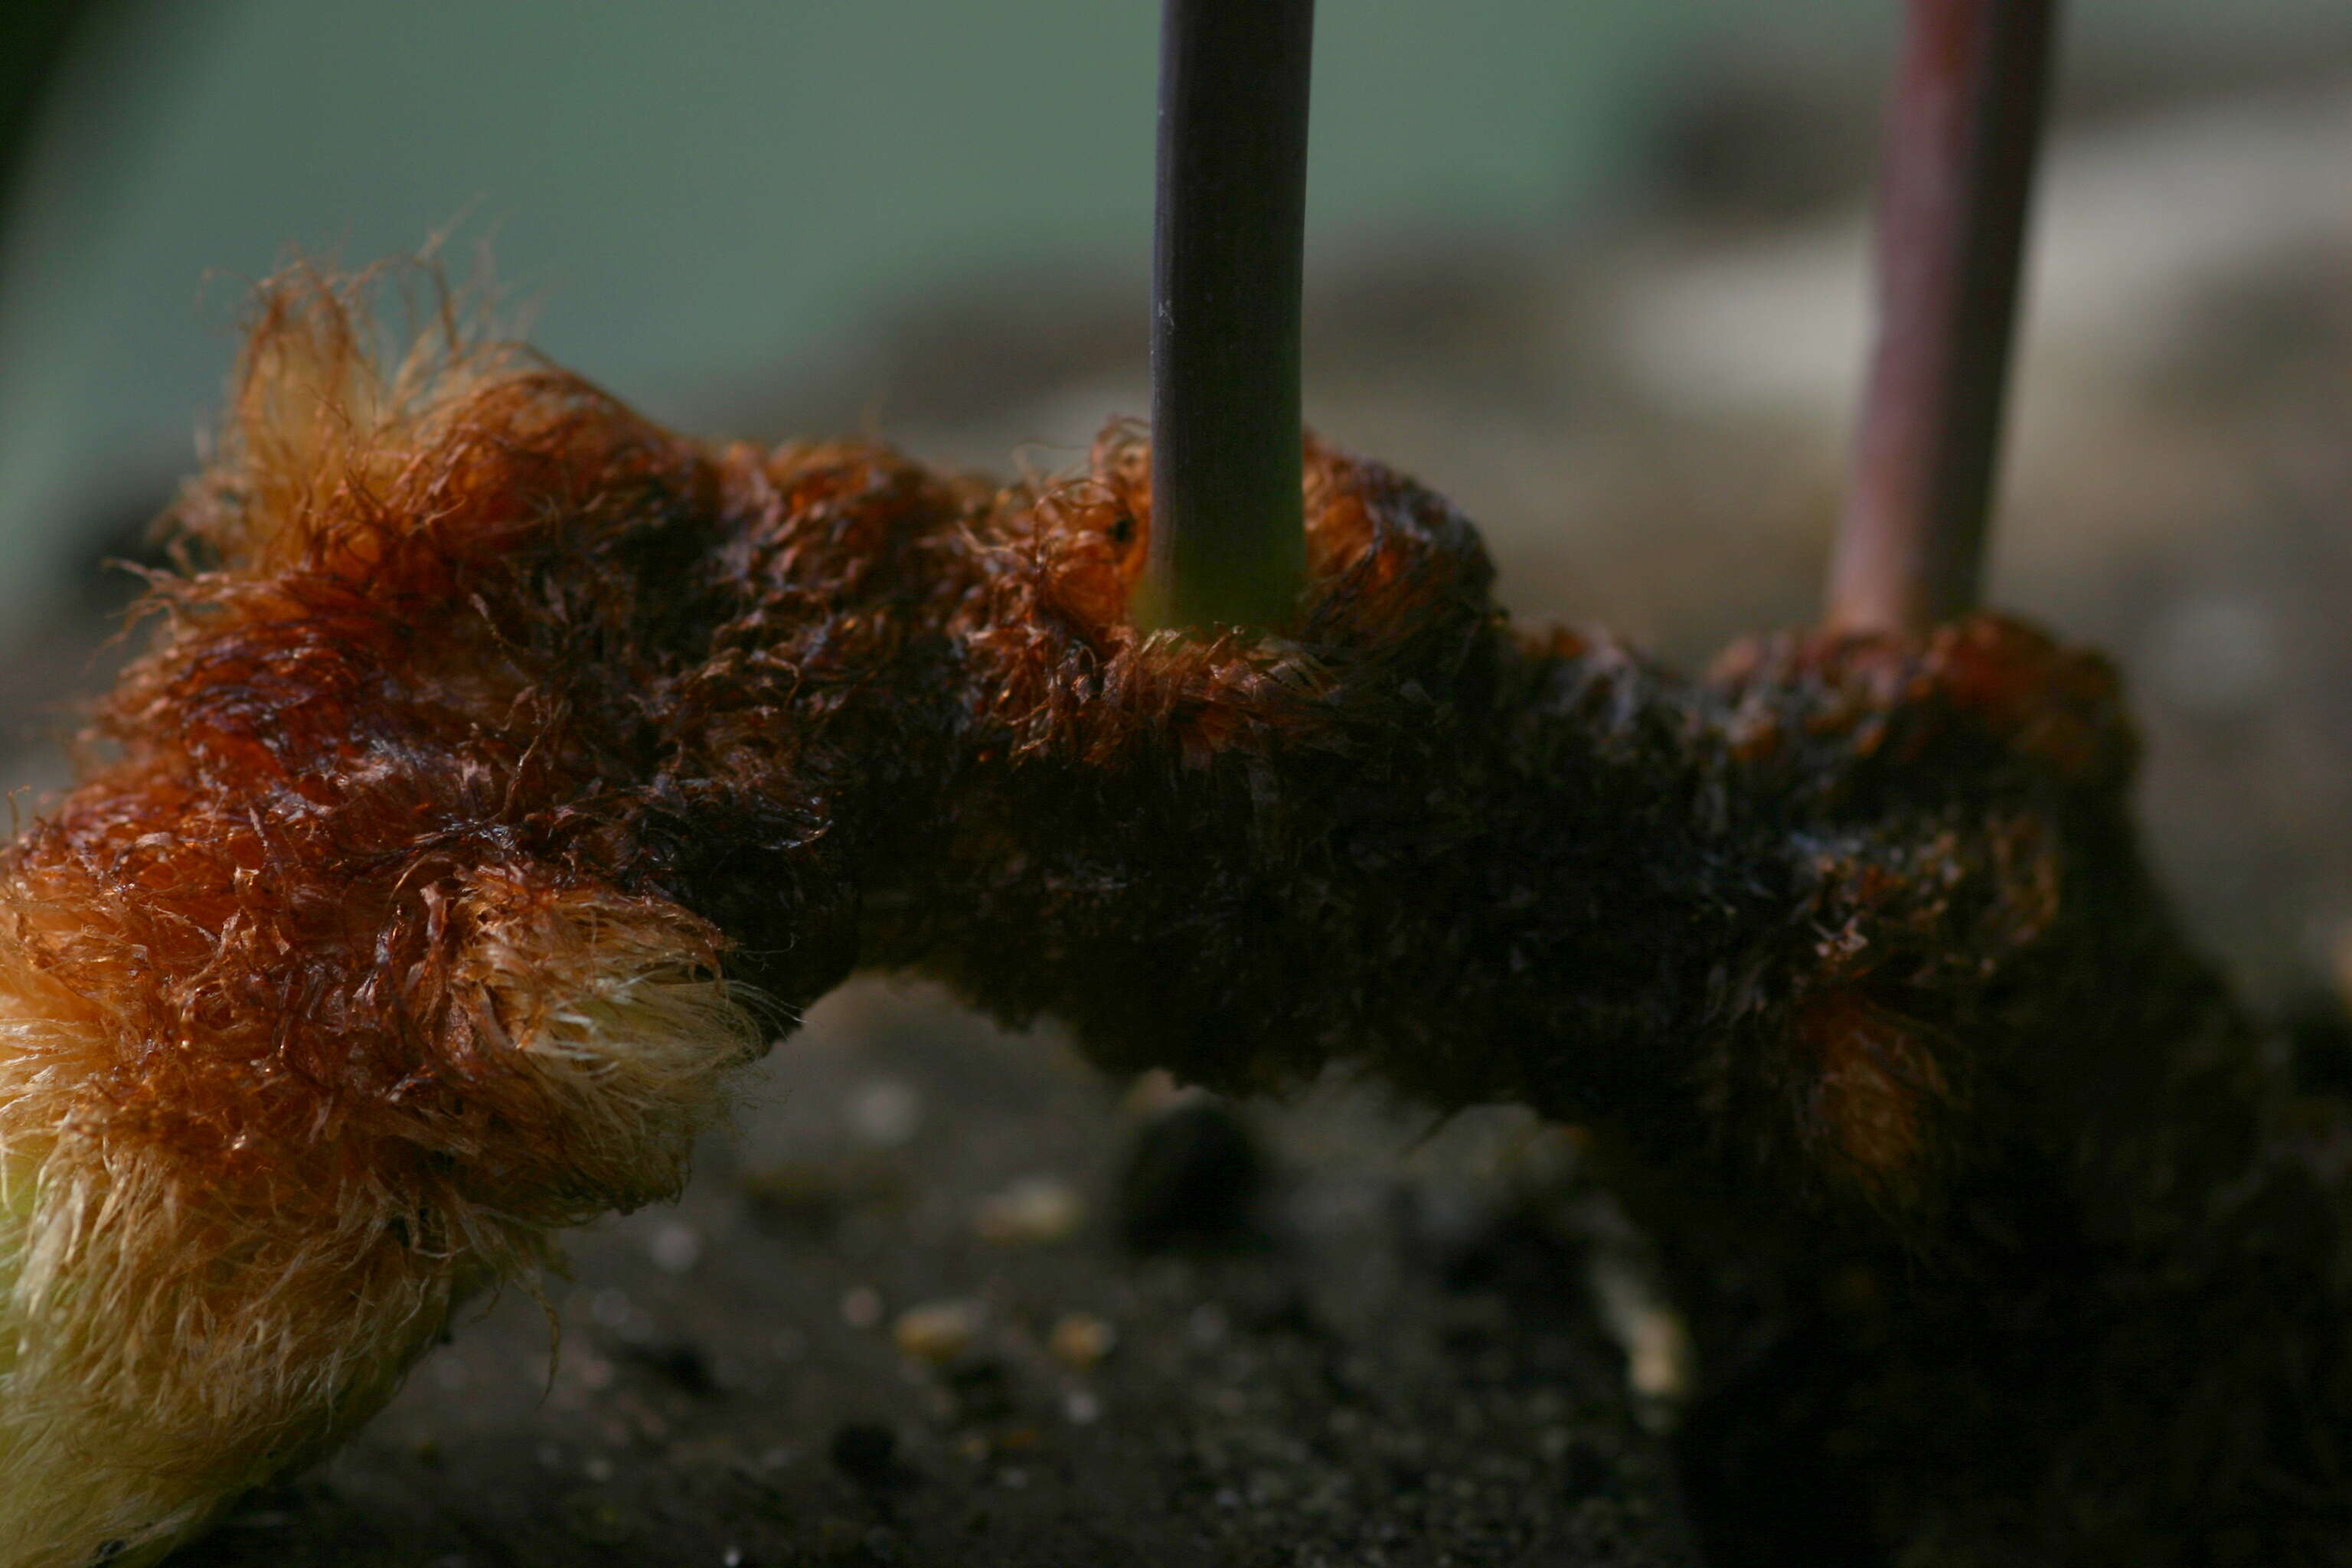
[0,275,2344,1566]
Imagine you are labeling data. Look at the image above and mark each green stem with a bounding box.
[1138,0,1315,635]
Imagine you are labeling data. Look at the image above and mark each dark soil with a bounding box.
[172,983,1698,1567]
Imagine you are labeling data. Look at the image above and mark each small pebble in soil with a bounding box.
[1118,1099,1263,1251]
[1047,1312,1116,1370]
[893,1300,982,1364]
[975,1174,1083,1244]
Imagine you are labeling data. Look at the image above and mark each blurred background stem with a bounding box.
[1828,0,2057,632]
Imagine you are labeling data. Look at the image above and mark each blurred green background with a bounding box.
[2,0,2349,619]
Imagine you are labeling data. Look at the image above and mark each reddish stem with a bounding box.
[1828,0,2057,633]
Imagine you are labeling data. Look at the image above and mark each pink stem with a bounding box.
[1828,0,2057,633]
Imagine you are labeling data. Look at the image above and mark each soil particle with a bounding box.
[1118,1098,1268,1253]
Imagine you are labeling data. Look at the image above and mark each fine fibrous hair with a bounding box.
[0,266,2344,1566]
[0,270,776,1563]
